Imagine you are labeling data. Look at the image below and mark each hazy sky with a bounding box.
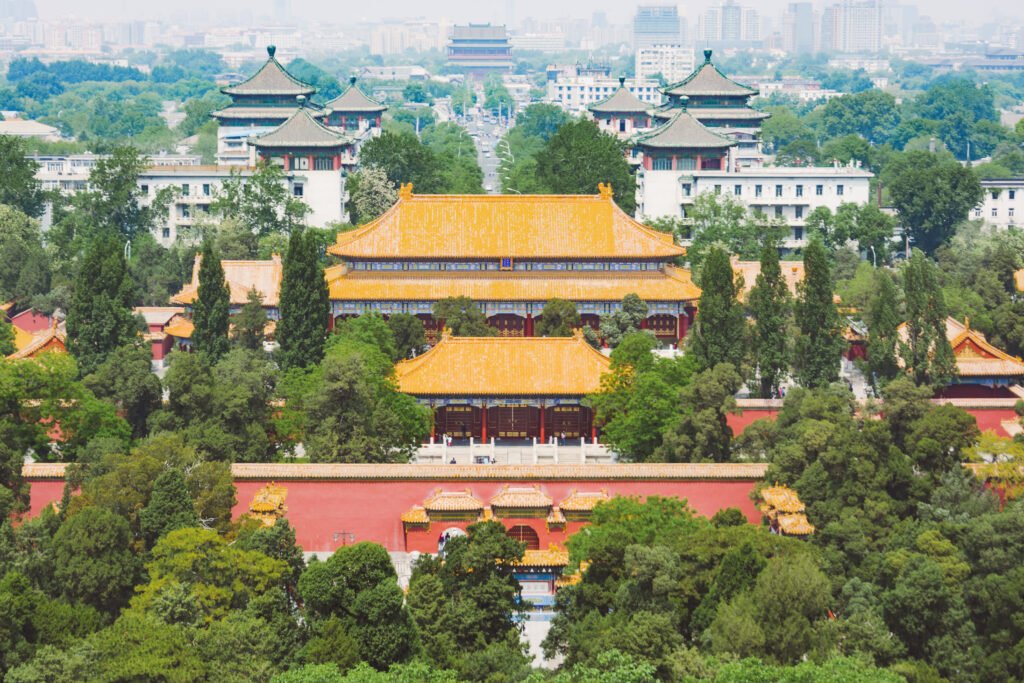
[34,0,1018,26]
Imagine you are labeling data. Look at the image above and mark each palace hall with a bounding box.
[394,330,611,442]
[325,183,700,344]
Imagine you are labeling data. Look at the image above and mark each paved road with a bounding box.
[451,109,509,194]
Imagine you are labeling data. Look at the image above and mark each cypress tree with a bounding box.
[191,240,230,361]
[748,244,791,398]
[66,234,138,375]
[232,287,268,351]
[139,468,198,548]
[793,239,844,388]
[867,269,901,385]
[690,246,746,373]
[901,249,956,387]
[278,229,330,370]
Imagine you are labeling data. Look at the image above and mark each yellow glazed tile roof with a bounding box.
[12,324,33,352]
[490,485,553,508]
[7,324,66,360]
[400,505,430,523]
[515,545,570,567]
[760,485,806,513]
[547,507,566,525]
[1014,268,1024,293]
[777,513,815,536]
[394,331,612,397]
[898,317,1024,378]
[559,489,610,511]
[423,489,484,512]
[328,185,684,260]
[172,254,283,307]
[731,258,805,299]
[27,462,771,481]
[163,318,194,339]
[326,265,700,303]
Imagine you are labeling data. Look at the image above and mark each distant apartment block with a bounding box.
[783,2,817,54]
[821,0,881,53]
[633,5,684,49]
[974,179,1024,229]
[447,24,513,75]
[635,45,695,84]
[547,77,662,114]
[697,0,760,46]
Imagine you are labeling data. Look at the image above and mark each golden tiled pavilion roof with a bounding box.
[759,485,805,514]
[7,323,66,360]
[559,489,610,512]
[248,482,288,526]
[423,489,484,512]
[547,507,566,525]
[777,513,815,536]
[327,185,684,260]
[897,317,1024,378]
[400,505,430,524]
[163,316,194,339]
[172,254,283,307]
[515,544,570,568]
[394,331,612,397]
[325,264,700,303]
[490,485,553,508]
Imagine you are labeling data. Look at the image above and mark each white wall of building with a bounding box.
[635,46,695,84]
[975,179,1024,229]
[546,78,662,113]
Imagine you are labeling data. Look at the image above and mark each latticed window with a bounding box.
[652,157,672,171]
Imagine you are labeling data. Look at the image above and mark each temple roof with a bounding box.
[515,545,570,567]
[7,323,66,360]
[635,110,737,150]
[423,489,484,511]
[163,318,194,339]
[759,485,805,514]
[898,317,1024,378]
[328,185,684,260]
[252,109,352,149]
[26,461,772,481]
[588,81,651,114]
[172,254,283,307]
[325,79,387,113]
[212,106,302,121]
[325,265,701,303]
[394,331,612,397]
[222,46,316,97]
[652,104,770,122]
[490,485,553,508]
[559,489,610,512]
[662,50,757,98]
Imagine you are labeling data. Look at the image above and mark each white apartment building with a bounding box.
[546,77,662,113]
[974,179,1024,229]
[635,46,695,84]
[637,163,873,249]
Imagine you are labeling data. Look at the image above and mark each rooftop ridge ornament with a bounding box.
[350,76,357,85]
[618,76,625,87]
[597,182,613,199]
[703,48,713,63]
[399,183,414,200]
[267,45,277,58]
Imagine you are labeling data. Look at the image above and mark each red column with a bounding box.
[539,405,545,443]
[283,154,291,170]
[481,405,488,442]
[431,411,436,442]
[591,424,597,442]
[696,154,703,170]
[678,312,689,341]
[640,317,649,330]
[333,155,340,170]
[308,155,314,169]
[525,314,534,337]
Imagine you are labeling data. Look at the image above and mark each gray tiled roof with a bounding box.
[662,50,757,98]
[223,46,316,97]
[588,85,651,114]
[252,109,351,149]
[635,110,737,150]
[325,81,387,113]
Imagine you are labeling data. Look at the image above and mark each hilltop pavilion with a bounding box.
[325,184,700,345]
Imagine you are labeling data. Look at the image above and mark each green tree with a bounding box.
[683,191,762,267]
[537,298,581,337]
[52,506,136,613]
[191,240,230,361]
[359,130,443,193]
[0,318,15,357]
[211,162,310,236]
[883,150,983,255]
[65,234,139,376]
[793,239,843,388]
[139,468,199,549]
[866,269,901,385]
[0,205,50,304]
[819,90,900,144]
[81,146,161,241]
[431,296,495,337]
[232,287,267,351]
[748,244,791,397]
[657,363,742,463]
[277,229,331,370]
[900,250,956,387]
[387,313,426,360]
[690,247,746,373]
[534,119,635,214]
[83,343,162,439]
[598,294,650,348]
[0,136,46,217]
[513,103,570,141]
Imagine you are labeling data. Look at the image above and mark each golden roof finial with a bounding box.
[399,183,413,200]
[965,316,970,330]
[440,327,453,341]
[597,182,613,200]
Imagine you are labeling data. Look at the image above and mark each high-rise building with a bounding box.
[821,1,881,53]
[783,3,816,54]
[633,5,683,49]
[635,45,695,84]
[698,1,760,46]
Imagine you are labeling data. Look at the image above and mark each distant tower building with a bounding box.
[633,5,683,50]
[821,0,881,53]
[720,1,742,42]
[784,2,816,54]
[447,24,514,76]
[273,0,290,23]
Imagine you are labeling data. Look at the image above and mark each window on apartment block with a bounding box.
[714,185,722,195]
[775,184,783,197]
[992,208,998,217]
[837,184,844,196]
[619,119,626,132]
[794,227,804,240]
[796,184,803,197]
[795,206,804,219]
[1011,208,1016,217]
[1011,190,1017,200]
[162,228,170,239]
[734,184,742,196]
[993,191,999,200]
[180,184,189,196]
[775,206,783,218]
[975,208,982,218]
[755,184,763,197]
[681,183,692,196]
[140,184,149,194]
[202,183,211,196]
[293,184,304,198]
[816,184,823,195]
[652,157,672,171]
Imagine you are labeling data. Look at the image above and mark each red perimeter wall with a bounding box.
[729,406,1018,438]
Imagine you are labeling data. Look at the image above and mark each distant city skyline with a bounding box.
[30,0,1023,27]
